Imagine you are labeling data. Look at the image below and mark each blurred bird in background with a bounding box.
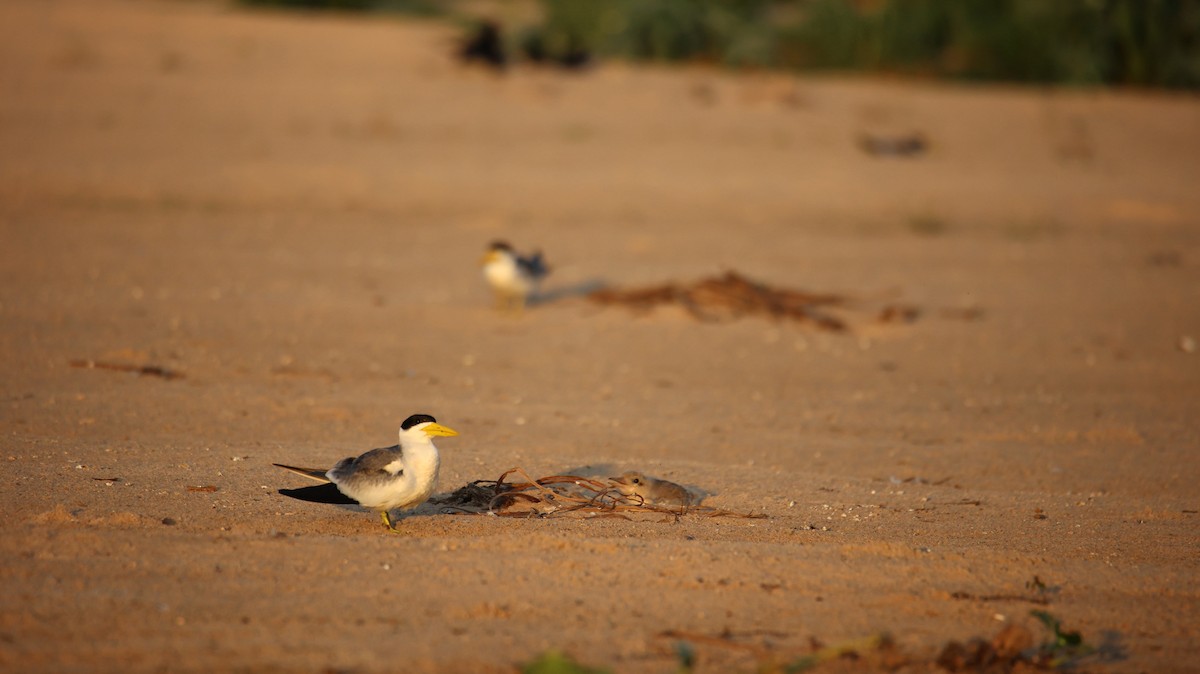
[481,240,550,313]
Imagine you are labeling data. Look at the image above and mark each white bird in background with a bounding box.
[274,413,458,532]
[480,240,550,312]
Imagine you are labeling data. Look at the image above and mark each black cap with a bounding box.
[401,413,437,430]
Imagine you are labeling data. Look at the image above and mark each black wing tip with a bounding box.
[519,251,549,277]
[278,483,359,505]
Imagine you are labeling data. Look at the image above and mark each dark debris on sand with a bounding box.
[432,468,762,520]
[588,271,850,331]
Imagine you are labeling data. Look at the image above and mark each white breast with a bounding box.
[484,256,533,295]
[341,445,440,511]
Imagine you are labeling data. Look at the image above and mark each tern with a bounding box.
[481,240,549,312]
[275,414,458,532]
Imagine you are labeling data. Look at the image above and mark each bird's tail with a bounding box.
[273,463,332,483]
[526,251,550,279]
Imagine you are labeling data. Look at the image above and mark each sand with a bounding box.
[1,1,1198,672]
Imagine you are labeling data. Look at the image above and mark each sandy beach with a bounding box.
[1,1,1198,672]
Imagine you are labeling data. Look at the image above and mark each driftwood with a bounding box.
[588,271,848,331]
[432,467,764,520]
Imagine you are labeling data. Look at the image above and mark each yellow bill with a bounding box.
[422,422,459,437]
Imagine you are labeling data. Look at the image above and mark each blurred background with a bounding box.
[242,0,1200,88]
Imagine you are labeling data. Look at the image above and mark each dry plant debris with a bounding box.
[858,131,929,157]
[950,590,1050,606]
[432,468,764,520]
[588,271,850,330]
[69,358,184,380]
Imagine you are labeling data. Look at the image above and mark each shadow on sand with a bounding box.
[532,278,608,306]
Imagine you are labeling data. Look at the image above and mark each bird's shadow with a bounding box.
[559,463,621,479]
[532,278,608,306]
[1087,630,1129,665]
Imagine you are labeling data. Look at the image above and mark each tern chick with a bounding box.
[275,414,458,532]
[481,240,549,312]
[609,471,694,507]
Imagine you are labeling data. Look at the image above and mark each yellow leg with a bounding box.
[493,291,526,315]
[381,510,401,533]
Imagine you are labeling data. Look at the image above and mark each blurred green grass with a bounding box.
[236,0,1200,88]
[237,0,445,15]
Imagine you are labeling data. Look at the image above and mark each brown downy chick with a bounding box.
[609,471,694,506]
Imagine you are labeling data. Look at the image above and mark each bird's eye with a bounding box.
[631,478,640,484]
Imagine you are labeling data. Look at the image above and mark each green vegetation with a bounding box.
[1031,609,1095,667]
[237,0,445,16]
[776,634,890,672]
[526,0,1200,87]
[520,635,891,674]
[235,0,1200,88]
[517,615,1099,673]
[523,0,779,68]
[521,650,611,674]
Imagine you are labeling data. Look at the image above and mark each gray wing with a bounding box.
[327,444,403,482]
